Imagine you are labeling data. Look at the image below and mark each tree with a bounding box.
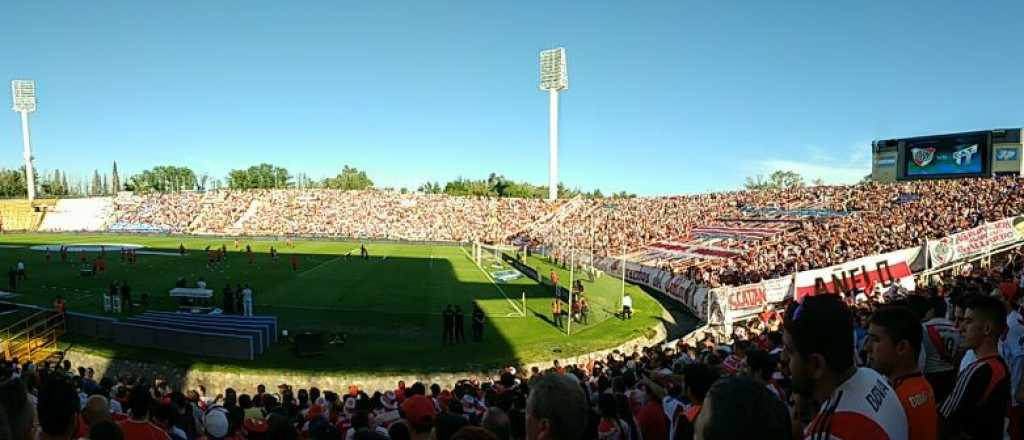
[61,173,69,195]
[227,163,292,190]
[745,170,805,190]
[111,161,121,193]
[91,170,102,195]
[418,182,443,194]
[812,178,825,187]
[322,165,374,190]
[128,166,198,192]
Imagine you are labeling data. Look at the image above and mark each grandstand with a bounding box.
[38,197,113,232]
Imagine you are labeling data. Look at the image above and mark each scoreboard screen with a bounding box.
[903,132,988,178]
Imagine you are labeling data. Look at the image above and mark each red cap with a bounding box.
[400,395,436,427]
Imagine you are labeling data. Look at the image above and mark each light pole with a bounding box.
[10,80,37,201]
[539,48,568,201]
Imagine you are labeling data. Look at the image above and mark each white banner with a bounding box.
[794,249,916,302]
[722,277,793,322]
[928,216,1024,268]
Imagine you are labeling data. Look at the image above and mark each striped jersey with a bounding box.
[939,354,1010,440]
[804,368,908,440]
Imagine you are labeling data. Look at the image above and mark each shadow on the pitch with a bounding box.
[0,240,567,383]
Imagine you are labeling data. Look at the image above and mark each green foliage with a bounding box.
[0,167,29,197]
[745,170,806,190]
[227,163,292,190]
[322,165,373,190]
[128,166,198,193]
[111,162,121,193]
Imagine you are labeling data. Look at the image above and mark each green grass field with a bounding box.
[0,233,664,375]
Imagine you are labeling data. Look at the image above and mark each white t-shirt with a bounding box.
[242,289,253,302]
[622,296,633,308]
[803,368,908,440]
[16,262,24,270]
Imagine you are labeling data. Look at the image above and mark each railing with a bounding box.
[1,310,65,362]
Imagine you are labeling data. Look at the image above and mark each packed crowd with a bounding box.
[532,177,1024,288]
[111,190,556,244]
[3,251,1023,440]
[105,177,1024,289]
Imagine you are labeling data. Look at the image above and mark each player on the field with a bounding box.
[784,295,908,440]
[940,295,1010,440]
[290,254,299,271]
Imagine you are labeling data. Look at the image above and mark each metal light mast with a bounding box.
[11,80,37,201]
[539,48,568,201]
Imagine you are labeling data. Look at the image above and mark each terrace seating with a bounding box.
[38,197,113,231]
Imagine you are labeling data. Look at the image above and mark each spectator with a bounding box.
[37,377,81,440]
[480,407,510,440]
[89,420,125,440]
[400,395,436,440]
[940,295,1011,440]
[0,379,35,440]
[693,375,790,440]
[783,294,907,439]
[119,384,170,440]
[525,373,587,440]
[866,305,937,440]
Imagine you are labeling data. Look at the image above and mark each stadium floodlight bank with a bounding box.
[10,80,37,201]
[540,48,568,201]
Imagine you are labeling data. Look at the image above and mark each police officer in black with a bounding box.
[454,306,466,343]
[442,304,454,344]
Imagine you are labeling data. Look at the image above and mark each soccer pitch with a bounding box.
[0,234,664,375]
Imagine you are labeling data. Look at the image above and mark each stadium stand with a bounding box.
[38,197,113,232]
[0,199,45,231]
[100,177,1024,289]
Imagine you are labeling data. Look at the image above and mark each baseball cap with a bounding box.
[400,395,436,427]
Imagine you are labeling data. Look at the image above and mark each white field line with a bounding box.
[459,246,524,316]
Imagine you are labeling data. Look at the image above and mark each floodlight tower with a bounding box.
[10,80,37,201]
[539,48,568,201]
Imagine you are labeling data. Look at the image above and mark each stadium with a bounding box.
[4,4,1024,440]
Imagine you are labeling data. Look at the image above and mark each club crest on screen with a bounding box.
[911,147,936,167]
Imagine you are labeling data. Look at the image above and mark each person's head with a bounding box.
[38,377,80,438]
[87,420,124,440]
[436,413,468,440]
[128,384,152,420]
[525,373,587,440]
[682,363,718,404]
[83,395,111,425]
[0,379,35,440]
[953,295,975,330]
[866,306,922,376]
[400,395,436,434]
[694,375,791,440]
[905,295,930,321]
[745,349,774,383]
[783,295,854,398]
[481,407,511,440]
[961,295,1007,351]
[238,394,252,409]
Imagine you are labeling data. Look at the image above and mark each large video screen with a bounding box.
[904,133,987,177]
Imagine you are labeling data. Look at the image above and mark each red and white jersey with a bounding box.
[1000,308,1024,360]
[922,318,961,374]
[803,368,908,440]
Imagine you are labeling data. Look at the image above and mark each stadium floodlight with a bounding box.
[539,48,568,200]
[11,80,37,201]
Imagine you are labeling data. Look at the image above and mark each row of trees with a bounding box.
[0,161,646,199]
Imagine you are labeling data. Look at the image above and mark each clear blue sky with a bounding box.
[3,1,1023,196]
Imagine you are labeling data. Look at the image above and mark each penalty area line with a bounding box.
[460,246,525,317]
